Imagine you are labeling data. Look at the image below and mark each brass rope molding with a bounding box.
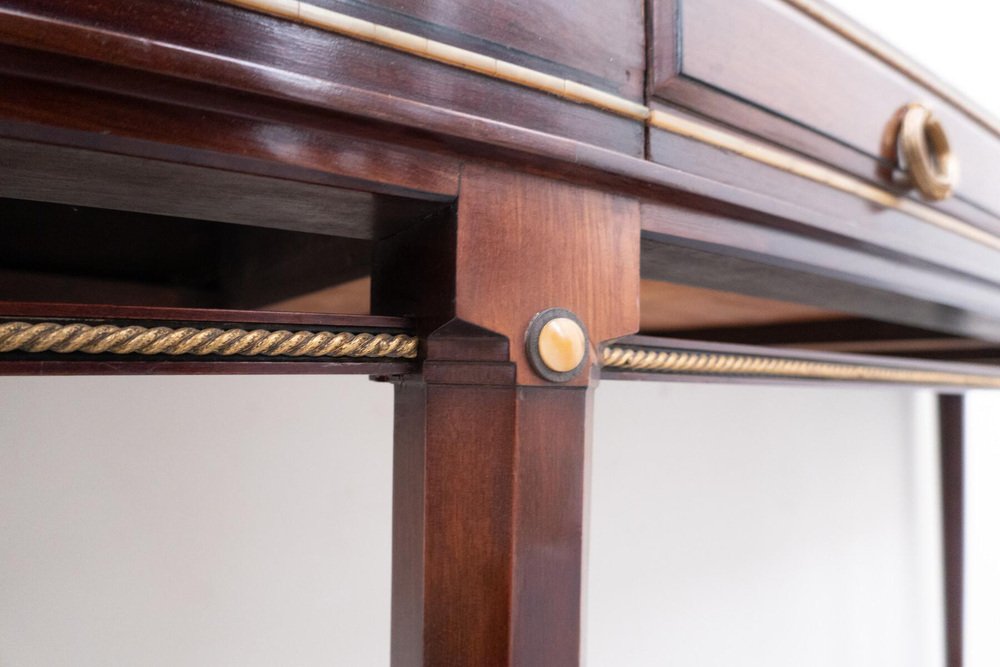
[601,345,1000,388]
[0,321,418,359]
[7,319,998,386]
[217,0,1000,254]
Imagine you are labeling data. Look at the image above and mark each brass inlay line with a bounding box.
[0,321,418,359]
[602,345,1000,388]
[218,0,1000,253]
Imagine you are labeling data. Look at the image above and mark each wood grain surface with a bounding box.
[391,321,588,666]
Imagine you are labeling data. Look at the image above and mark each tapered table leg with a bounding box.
[391,333,590,665]
[939,394,964,667]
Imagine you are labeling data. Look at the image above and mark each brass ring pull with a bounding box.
[897,103,958,201]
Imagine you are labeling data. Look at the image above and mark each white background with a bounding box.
[586,382,943,666]
[965,393,1000,666]
[0,376,395,666]
[3,377,997,665]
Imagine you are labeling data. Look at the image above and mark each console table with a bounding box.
[0,0,992,663]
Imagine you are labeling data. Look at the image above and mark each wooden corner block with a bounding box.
[454,166,640,386]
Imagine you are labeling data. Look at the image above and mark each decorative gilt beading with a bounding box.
[602,345,1000,389]
[0,321,417,359]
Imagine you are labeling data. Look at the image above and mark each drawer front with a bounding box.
[650,0,1000,218]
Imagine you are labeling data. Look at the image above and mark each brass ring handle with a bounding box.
[897,103,958,201]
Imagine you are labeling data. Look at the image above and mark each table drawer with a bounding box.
[650,0,1000,218]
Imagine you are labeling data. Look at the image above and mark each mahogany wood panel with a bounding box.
[663,318,959,346]
[638,279,842,333]
[7,5,1000,344]
[877,349,1000,364]
[264,277,372,315]
[657,318,1000,360]
[262,270,851,332]
[0,1,642,156]
[218,228,372,309]
[510,386,588,664]
[0,197,377,309]
[13,62,1000,343]
[0,270,216,309]
[313,0,645,100]
[1,199,218,288]
[939,394,964,667]
[394,378,512,664]
[0,133,450,241]
[0,301,410,328]
[647,116,1000,261]
[650,0,1000,218]
[641,236,1000,341]
[4,0,1000,347]
[640,203,1000,341]
[391,375,431,667]
[4,57,962,284]
[0,25,639,195]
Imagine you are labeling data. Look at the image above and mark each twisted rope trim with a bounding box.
[0,321,417,359]
[602,346,1000,388]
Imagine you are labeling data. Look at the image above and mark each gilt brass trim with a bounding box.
[217,0,1000,253]
[602,345,1000,388]
[0,321,418,359]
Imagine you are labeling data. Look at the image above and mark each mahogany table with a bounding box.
[1,1,993,663]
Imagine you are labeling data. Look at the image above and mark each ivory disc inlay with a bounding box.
[537,317,586,373]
